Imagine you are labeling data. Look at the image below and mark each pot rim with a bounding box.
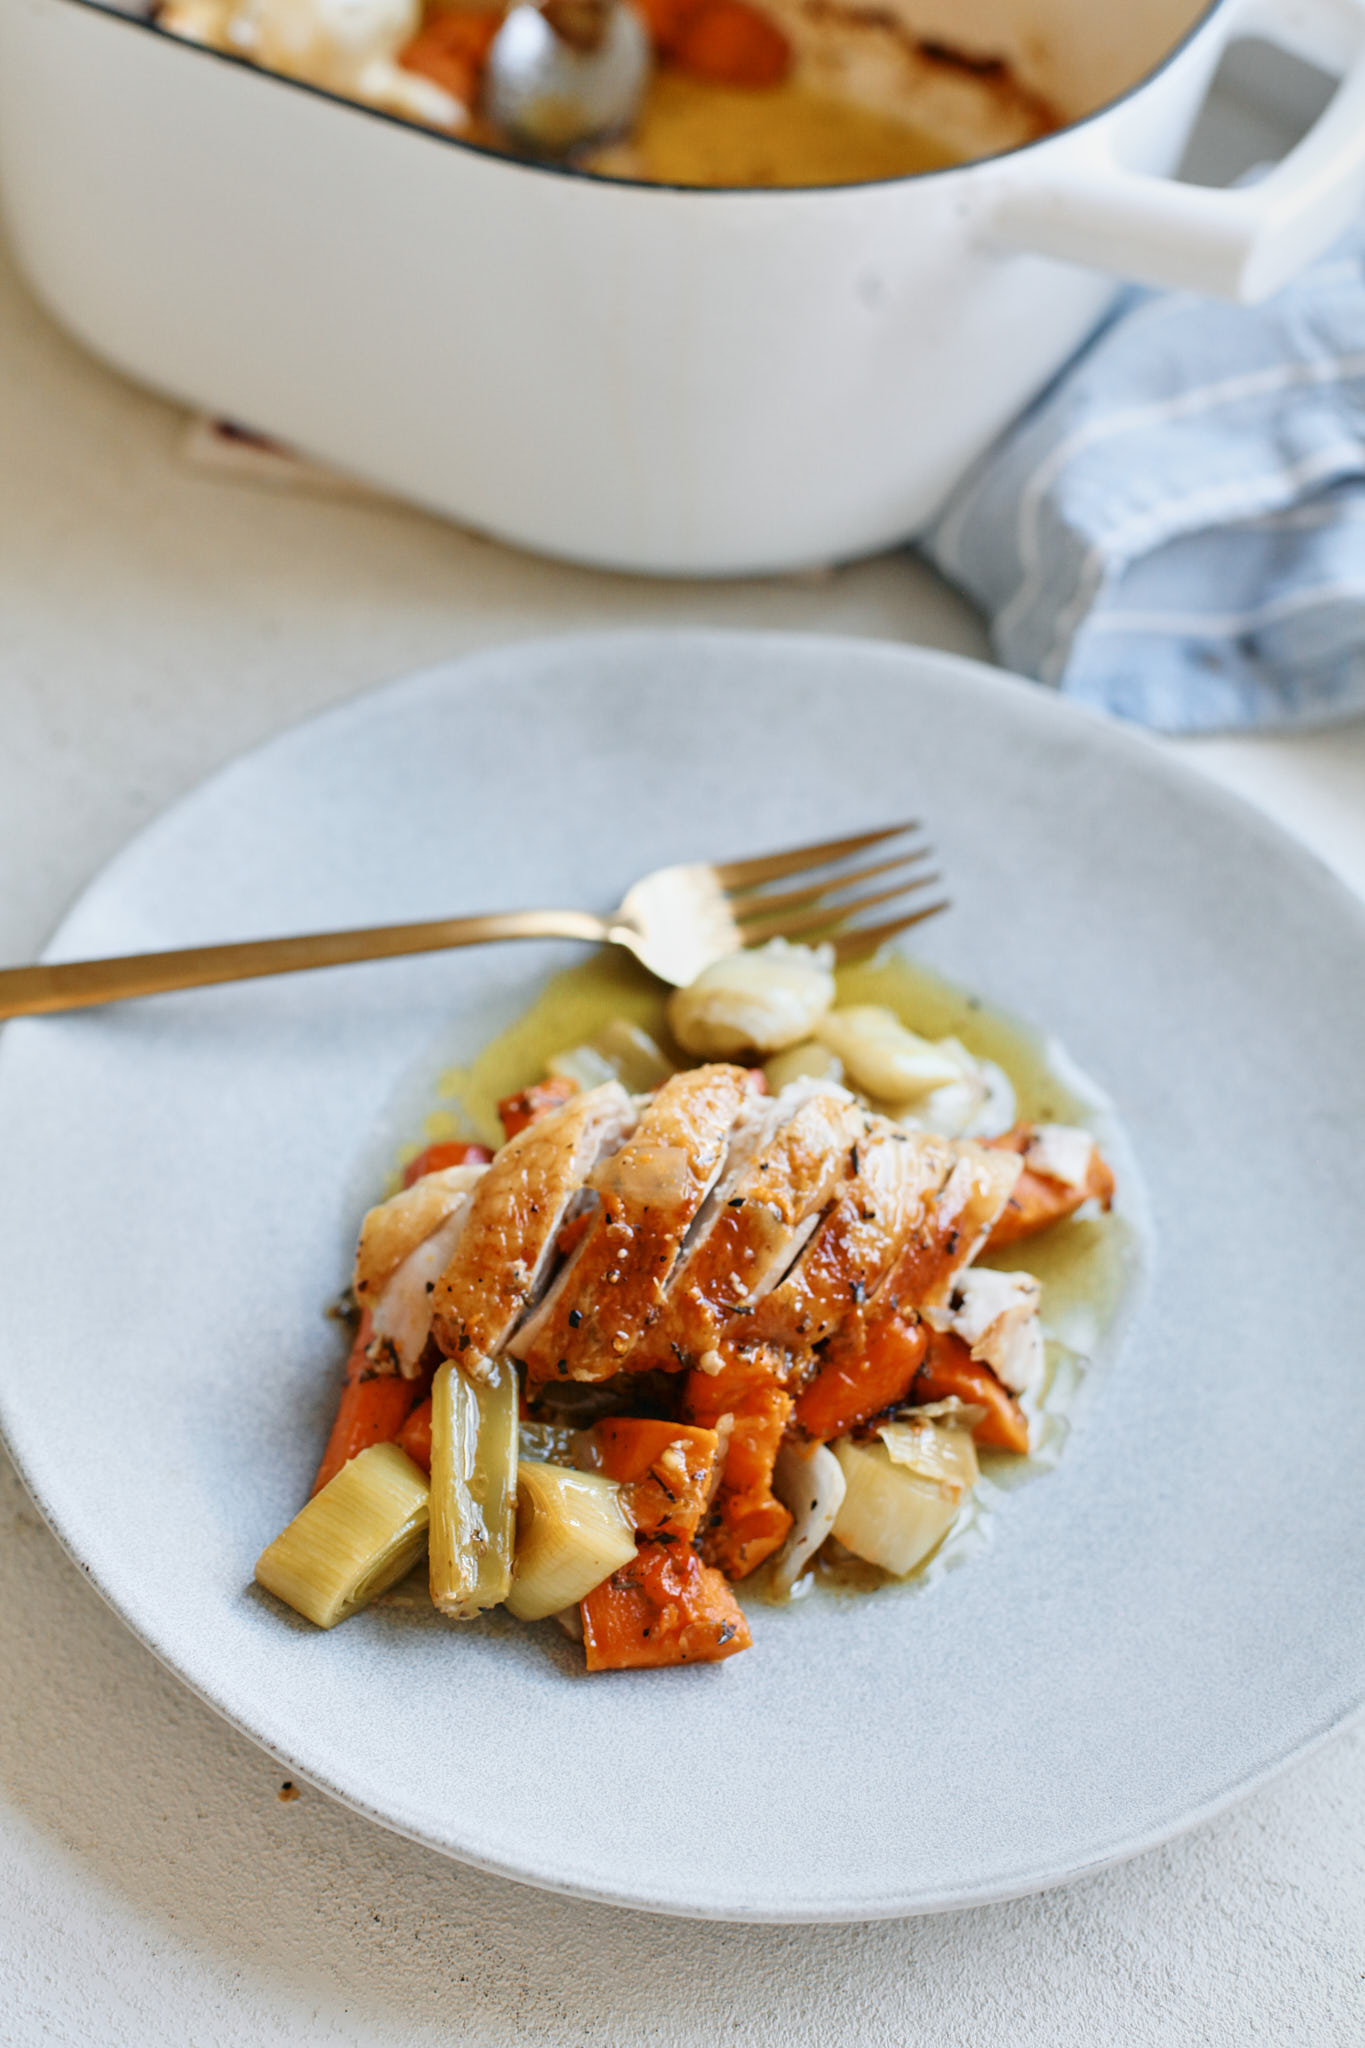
[62,0,1226,196]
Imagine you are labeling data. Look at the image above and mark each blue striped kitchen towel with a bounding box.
[923,224,1365,732]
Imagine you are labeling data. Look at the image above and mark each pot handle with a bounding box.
[986,0,1365,301]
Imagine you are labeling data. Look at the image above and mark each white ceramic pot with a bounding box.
[2,0,1364,575]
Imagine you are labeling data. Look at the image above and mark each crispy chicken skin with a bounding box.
[513,1066,750,1384]
[640,1085,865,1370]
[751,1117,954,1349]
[430,1081,635,1374]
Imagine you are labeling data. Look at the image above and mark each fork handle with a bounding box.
[0,909,615,1018]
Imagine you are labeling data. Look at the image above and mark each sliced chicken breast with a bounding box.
[368,1203,474,1379]
[352,1162,488,1379]
[514,1065,751,1385]
[845,1140,1022,1321]
[353,1163,489,1311]
[640,1081,864,1371]
[430,1080,635,1377]
[751,1116,954,1349]
[808,1139,1022,1388]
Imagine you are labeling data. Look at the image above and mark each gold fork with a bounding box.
[0,821,946,1018]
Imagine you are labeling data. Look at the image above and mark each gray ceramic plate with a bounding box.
[1,631,1363,1923]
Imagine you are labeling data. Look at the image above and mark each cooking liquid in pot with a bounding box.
[585,70,959,187]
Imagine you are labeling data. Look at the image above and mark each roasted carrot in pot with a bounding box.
[909,1328,1030,1455]
[498,1074,579,1141]
[402,1140,492,1189]
[636,0,791,85]
[794,1311,927,1443]
[311,1312,427,1498]
[581,1540,752,1670]
[669,0,791,87]
[593,1416,721,1542]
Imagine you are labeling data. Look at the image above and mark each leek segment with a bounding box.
[255,1442,430,1630]
[429,1357,518,1619]
[505,1460,637,1621]
[831,1422,978,1578]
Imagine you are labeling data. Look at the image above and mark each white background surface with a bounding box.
[2,57,1365,2046]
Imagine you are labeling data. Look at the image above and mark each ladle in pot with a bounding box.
[484,0,651,155]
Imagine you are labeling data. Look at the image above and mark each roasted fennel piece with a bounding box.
[506,1460,637,1621]
[255,1441,430,1629]
[429,1357,518,1618]
[831,1420,978,1578]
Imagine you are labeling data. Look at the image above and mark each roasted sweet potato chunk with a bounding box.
[581,1540,751,1670]
[684,1349,793,1580]
[594,1417,722,1542]
[795,1310,927,1442]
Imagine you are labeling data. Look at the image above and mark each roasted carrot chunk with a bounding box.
[594,1417,721,1542]
[401,1140,492,1189]
[498,1074,579,1141]
[670,0,791,86]
[910,1329,1030,1454]
[795,1311,927,1442]
[395,1394,433,1474]
[398,9,503,104]
[581,1540,751,1670]
[684,1350,792,1580]
[984,1124,1115,1250]
[311,1313,426,1497]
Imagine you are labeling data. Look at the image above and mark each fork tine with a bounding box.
[829,899,952,964]
[738,873,944,947]
[711,821,920,892]
[728,846,934,924]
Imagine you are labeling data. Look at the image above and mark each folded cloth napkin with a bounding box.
[923,222,1365,733]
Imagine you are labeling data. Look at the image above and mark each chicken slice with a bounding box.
[430,1081,635,1377]
[353,1163,488,1311]
[878,1141,1024,1315]
[641,1081,864,1372]
[370,1201,477,1379]
[513,1065,751,1384]
[750,1116,955,1349]
[805,1138,1022,1397]
[352,1163,488,1379]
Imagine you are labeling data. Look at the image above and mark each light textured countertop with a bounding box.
[3,88,1365,2046]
